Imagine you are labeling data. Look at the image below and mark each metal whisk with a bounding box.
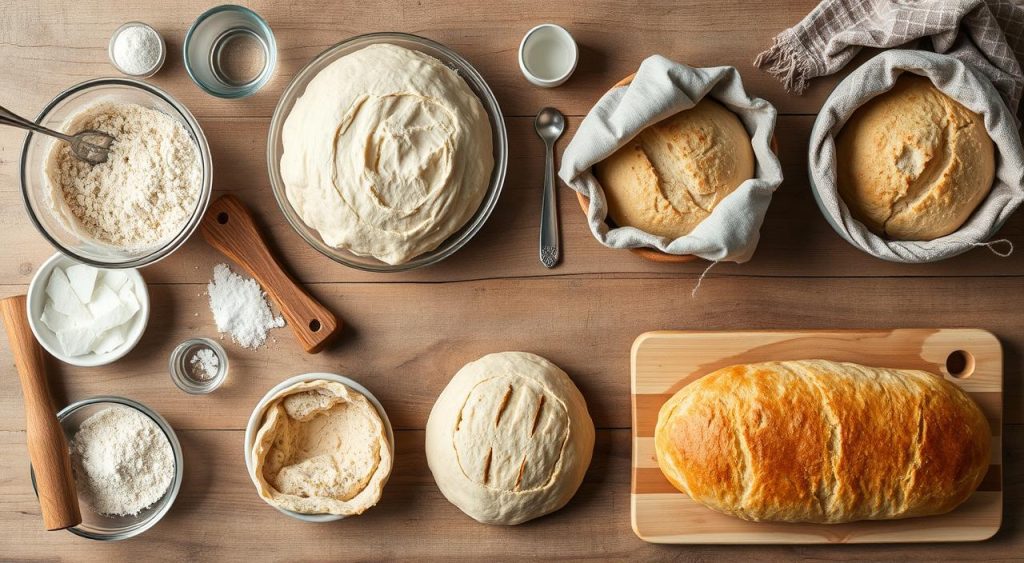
[0,103,114,165]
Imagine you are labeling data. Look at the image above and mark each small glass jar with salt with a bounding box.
[169,338,228,394]
[108,22,166,78]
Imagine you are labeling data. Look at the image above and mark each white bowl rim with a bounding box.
[26,252,150,367]
[243,372,395,523]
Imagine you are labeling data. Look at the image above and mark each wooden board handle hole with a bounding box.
[216,212,229,224]
[309,319,321,332]
[945,350,975,379]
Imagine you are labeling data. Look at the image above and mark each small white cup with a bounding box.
[518,24,578,88]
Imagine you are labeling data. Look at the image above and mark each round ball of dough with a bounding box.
[594,98,755,239]
[836,75,995,240]
[425,352,595,525]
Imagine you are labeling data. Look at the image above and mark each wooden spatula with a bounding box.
[0,295,81,530]
[199,195,340,353]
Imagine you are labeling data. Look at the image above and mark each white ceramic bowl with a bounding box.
[518,24,578,87]
[244,372,395,522]
[27,252,150,367]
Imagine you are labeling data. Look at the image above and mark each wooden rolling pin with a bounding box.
[199,195,340,353]
[0,295,81,530]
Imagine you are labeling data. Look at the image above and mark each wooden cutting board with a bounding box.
[630,329,1003,544]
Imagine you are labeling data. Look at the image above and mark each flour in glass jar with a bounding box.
[46,102,201,249]
[70,406,175,516]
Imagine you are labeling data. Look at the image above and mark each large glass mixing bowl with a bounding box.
[266,33,508,272]
[20,78,212,269]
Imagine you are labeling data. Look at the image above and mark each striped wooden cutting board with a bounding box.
[631,329,1002,544]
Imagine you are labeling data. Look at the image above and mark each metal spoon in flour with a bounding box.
[535,107,565,268]
[0,103,114,165]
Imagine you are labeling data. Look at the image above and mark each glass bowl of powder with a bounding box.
[29,396,183,541]
[20,78,213,269]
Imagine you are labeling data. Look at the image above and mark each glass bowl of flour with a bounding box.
[30,396,183,541]
[20,78,212,269]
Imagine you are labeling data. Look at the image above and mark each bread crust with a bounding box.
[836,75,995,240]
[654,360,991,524]
[594,98,754,239]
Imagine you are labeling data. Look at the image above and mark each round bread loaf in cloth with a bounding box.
[594,97,755,239]
[810,50,1024,262]
[836,75,995,241]
[558,54,782,262]
[425,352,595,525]
[250,380,392,515]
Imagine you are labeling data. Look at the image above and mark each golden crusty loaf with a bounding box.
[594,98,754,238]
[655,360,991,524]
[836,75,995,240]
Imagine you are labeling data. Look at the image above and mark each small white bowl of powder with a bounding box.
[30,396,182,541]
[108,22,166,78]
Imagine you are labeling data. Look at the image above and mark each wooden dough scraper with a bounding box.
[199,195,340,353]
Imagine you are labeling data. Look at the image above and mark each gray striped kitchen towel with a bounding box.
[755,0,1024,124]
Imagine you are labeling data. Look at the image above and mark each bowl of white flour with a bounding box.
[30,396,183,541]
[20,78,212,269]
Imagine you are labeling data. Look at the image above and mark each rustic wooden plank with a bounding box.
[1,277,1022,432]
[1,115,1021,287]
[1,0,1022,559]
[1,428,1021,560]
[0,0,835,120]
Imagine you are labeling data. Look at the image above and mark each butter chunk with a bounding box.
[88,285,131,333]
[41,302,87,333]
[92,326,126,354]
[46,267,89,318]
[56,326,96,356]
[66,264,99,303]
[101,270,129,292]
[118,284,140,317]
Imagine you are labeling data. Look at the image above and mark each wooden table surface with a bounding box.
[1,1,1021,560]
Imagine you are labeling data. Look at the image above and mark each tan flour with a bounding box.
[46,102,201,249]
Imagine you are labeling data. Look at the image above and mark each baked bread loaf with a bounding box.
[655,360,991,524]
[425,352,595,525]
[594,98,754,238]
[836,75,995,240]
[250,380,392,515]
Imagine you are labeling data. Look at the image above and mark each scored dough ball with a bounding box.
[836,75,995,240]
[594,98,755,239]
[425,352,595,525]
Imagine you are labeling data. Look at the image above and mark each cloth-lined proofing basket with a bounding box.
[809,50,1024,263]
[558,55,783,263]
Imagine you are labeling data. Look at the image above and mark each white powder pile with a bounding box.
[189,347,220,380]
[46,102,201,250]
[71,406,174,516]
[207,263,285,348]
[112,25,162,75]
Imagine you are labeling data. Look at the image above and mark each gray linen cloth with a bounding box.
[755,0,1024,126]
[558,55,782,262]
[809,50,1024,262]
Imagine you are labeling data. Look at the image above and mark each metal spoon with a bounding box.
[535,107,565,268]
[0,104,114,165]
